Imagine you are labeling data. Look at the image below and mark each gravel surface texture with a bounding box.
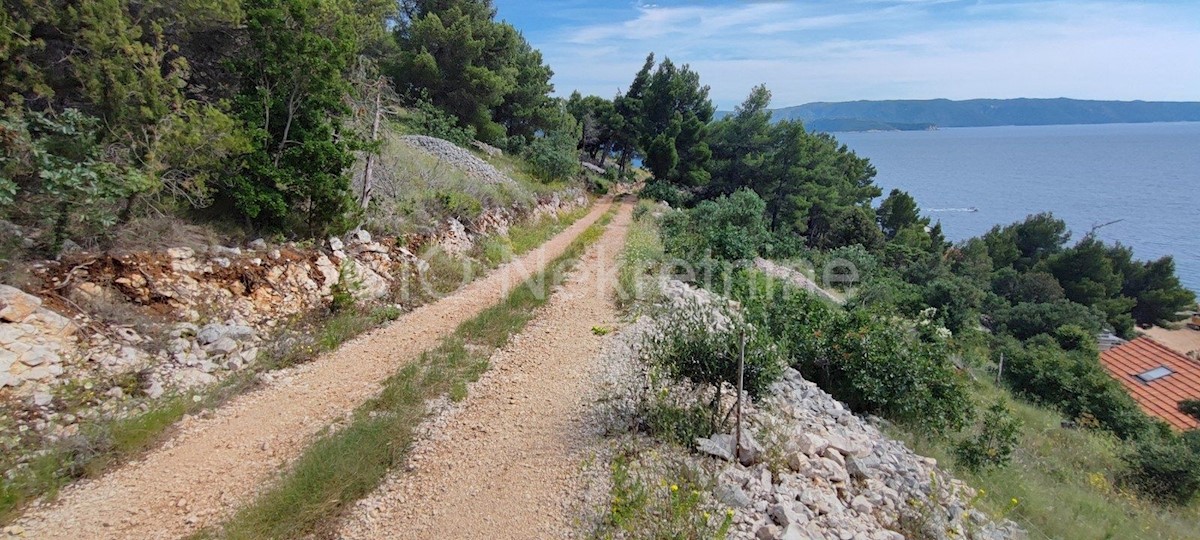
[4,201,613,540]
[337,200,634,540]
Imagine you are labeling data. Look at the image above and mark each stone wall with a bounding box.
[0,190,585,446]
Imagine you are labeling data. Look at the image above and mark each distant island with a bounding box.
[804,118,937,132]
[716,98,1200,132]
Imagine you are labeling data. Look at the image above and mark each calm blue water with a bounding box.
[835,122,1200,295]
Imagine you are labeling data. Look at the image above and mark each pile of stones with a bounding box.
[399,135,518,187]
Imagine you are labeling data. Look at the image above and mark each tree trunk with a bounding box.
[51,200,69,255]
[117,193,138,227]
[360,79,384,210]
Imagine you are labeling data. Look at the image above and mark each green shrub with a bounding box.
[922,275,986,335]
[523,130,579,182]
[731,271,974,434]
[585,174,611,195]
[0,107,154,252]
[1122,436,1200,505]
[641,400,714,447]
[995,335,1151,439]
[661,189,769,263]
[852,275,925,316]
[1180,400,1200,422]
[330,261,363,313]
[954,399,1022,471]
[820,244,879,287]
[435,190,484,221]
[521,106,580,183]
[640,282,784,428]
[410,97,476,147]
[991,300,1106,341]
[632,199,657,221]
[639,180,690,208]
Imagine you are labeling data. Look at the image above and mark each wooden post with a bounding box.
[735,330,746,459]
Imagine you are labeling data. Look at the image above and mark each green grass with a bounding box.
[616,203,665,311]
[888,380,1200,540]
[0,303,408,525]
[591,447,732,540]
[473,204,592,268]
[199,206,618,540]
[509,205,591,255]
[0,394,193,522]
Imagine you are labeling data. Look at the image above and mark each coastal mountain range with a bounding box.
[717,98,1200,131]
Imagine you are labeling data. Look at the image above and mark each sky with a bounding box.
[491,0,1200,109]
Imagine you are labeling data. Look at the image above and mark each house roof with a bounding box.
[1100,337,1200,431]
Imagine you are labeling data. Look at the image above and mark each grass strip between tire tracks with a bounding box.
[198,205,618,540]
[0,202,596,525]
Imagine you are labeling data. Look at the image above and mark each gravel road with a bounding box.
[337,200,634,540]
[5,201,613,540]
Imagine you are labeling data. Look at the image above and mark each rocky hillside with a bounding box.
[0,137,586,470]
[716,369,1025,540]
[591,280,1026,540]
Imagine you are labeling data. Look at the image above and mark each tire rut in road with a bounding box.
[7,201,614,540]
[337,200,634,540]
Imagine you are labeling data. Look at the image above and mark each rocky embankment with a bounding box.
[713,369,1025,540]
[596,281,1025,540]
[1,152,584,462]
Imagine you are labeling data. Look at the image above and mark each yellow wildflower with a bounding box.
[670,484,679,492]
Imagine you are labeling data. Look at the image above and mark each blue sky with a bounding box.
[492,0,1200,109]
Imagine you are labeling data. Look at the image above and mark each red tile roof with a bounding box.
[1100,337,1200,431]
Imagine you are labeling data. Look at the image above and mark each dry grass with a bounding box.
[353,126,536,237]
[889,380,1200,540]
[107,217,230,254]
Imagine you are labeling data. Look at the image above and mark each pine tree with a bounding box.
[227,0,359,235]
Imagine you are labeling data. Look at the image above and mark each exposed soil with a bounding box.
[336,200,633,540]
[1142,325,1200,357]
[5,200,614,540]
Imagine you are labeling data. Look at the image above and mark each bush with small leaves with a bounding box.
[639,281,784,429]
[1180,399,1200,422]
[1122,435,1200,505]
[731,270,974,434]
[955,399,1022,471]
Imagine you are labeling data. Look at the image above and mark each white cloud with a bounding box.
[525,0,1200,107]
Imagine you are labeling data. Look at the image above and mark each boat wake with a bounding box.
[927,207,979,213]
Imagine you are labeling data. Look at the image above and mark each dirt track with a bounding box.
[6,201,613,540]
[337,199,632,540]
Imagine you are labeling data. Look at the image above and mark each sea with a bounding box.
[835,122,1200,295]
